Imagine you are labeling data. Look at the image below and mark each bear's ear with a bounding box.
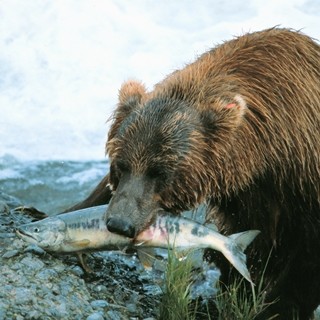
[108,80,147,140]
[201,94,247,134]
[118,80,147,112]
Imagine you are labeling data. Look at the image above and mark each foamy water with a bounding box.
[1,0,319,162]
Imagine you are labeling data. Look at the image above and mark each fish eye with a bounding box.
[33,227,40,233]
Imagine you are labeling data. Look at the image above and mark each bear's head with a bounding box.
[105,80,247,238]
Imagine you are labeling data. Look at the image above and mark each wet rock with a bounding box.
[190,264,220,300]
[20,255,45,271]
[105,310,123,320]
[0,192,21,208]
[93,284,108,293]
[25,310,42,319]
[0,201,9,213]
[24,244,46,255]
[36,268,58,281]
[126,303,137,314]
[69,265,85,277]
[87,312,105,320]
[2,249,19,258]
[0,232,16,238]
[15,287,35,305]
[90,299,109,308]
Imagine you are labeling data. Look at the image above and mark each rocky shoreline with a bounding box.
[0,192,162,320]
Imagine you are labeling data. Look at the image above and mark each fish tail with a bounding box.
[223,230,260,284]
[230,230,261,252]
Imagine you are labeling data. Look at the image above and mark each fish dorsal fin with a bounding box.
[229,230,260,251]
[137,248,157,270]
[205,223,217,231]
[65,239,91,248]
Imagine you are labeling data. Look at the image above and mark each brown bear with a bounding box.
[68,28,320,319]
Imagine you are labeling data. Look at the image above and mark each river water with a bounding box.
[0,155,108,215]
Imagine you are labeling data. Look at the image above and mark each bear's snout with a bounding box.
[106,217,136,238]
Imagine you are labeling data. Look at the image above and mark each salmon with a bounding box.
[16,205,259,283]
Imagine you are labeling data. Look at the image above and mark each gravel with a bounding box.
[0,192,160,320]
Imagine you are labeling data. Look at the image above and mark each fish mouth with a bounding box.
[15,229,37,242]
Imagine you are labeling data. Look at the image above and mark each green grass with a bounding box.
[158,249,197,320]
[158,248,279,320]
[214,250,275,319]
[214,275,277,320]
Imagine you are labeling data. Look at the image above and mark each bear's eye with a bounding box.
[147,167,166,180]
[116,160,130,174]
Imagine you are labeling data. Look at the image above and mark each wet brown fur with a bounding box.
[69,28,320,319]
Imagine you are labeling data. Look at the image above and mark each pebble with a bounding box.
[69,265,85,277]
[2,249,19,258]
[0,303,7,318]
[143,283,162,296]
[20,256,45,271]
[105,310,122,320]
[90,299,109,308]
[0,232,16,238]
[36,268,58,281]
[93,284,108,293]
[0,201,9,213]
[24,244,46,255]
[87,312,105,320]
[27,310,41,319]
[126,303,137,314]
[15,288,34,305]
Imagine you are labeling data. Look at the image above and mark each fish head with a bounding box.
[16,217,67,251]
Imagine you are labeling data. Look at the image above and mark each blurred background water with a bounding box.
[0,155,108,214]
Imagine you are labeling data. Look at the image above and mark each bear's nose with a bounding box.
[106,218,136,238]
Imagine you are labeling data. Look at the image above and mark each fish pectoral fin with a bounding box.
[77,253,93,273]
[14,206,48,220]
[65,239,91,248]
[137,248,157,270]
